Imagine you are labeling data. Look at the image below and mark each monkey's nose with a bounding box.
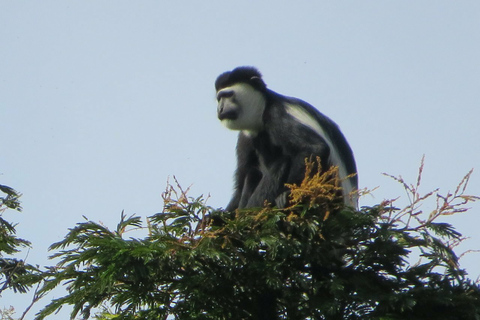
[218,106,238,120]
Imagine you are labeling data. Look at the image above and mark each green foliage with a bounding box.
[34,167,480,320]
[0,185,41,296]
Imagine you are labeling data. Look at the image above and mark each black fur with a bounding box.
[215,66,266,92]
[216,67,357,211]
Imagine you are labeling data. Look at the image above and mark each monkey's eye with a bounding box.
[217,90,234,101]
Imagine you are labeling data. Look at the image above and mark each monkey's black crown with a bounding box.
[215,66,267,92]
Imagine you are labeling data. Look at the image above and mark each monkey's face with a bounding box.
[217,83,266,132]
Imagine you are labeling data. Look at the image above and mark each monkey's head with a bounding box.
[215,66,267,132]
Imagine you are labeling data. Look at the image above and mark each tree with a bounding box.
[0,185,40,296]
[34,162,480,320]
[0,185,43,320]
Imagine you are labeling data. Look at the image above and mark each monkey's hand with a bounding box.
[275,191,289,208]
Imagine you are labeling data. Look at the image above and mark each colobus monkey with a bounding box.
[216,66,357,211]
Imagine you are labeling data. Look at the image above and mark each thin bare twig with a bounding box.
[20,281,45,320]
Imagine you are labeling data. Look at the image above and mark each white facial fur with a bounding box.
[218,83,266,133]
[285,103,357,206]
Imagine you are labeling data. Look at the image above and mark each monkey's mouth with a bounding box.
[218,109,238,121]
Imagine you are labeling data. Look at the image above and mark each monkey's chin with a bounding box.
[221,119,242,131]
[221,119,263,134]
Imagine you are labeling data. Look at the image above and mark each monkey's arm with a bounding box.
[225,133,261,211]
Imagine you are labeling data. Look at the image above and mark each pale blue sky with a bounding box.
[1,1,479,317]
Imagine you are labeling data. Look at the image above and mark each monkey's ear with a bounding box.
[250,76,267,91]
